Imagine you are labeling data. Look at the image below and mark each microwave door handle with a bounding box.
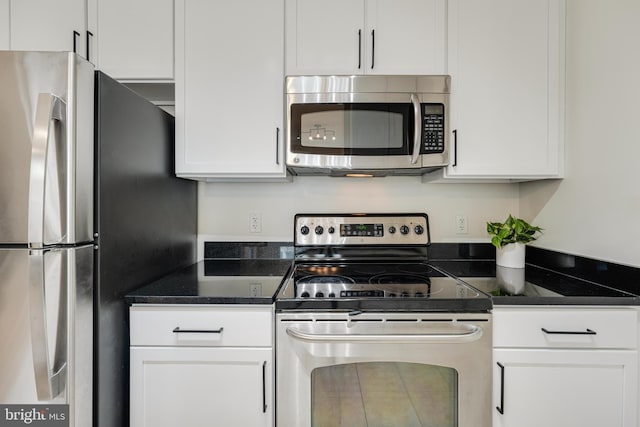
[410,93,421,164]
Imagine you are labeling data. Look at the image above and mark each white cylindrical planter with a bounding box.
[496,265,526,294]
[496,242,526,268]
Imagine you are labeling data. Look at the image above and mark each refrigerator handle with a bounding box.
[28,93,66,248]
[28,250,67,400]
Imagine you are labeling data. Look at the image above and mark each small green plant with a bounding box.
[486,215,542,249]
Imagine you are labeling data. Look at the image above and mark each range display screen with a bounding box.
[340,223,384,237]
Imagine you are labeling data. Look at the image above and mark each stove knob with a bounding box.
[415,292,425,298]
[301,291,310,298]
[315,292,325,298]
[300,226,310,235]
[401,292,410,298]
[315,226,324,235]
[328,292,336,298]
[400,225,410,235]
[388,226,397,234]
[328,226,335,234]
[388,293,397,298]
[414,225,424,235]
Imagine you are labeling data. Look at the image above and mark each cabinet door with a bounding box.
[175,0,287,180]
[365,0,446,75]
[444,0,565,180]
[285,0,365,75]
[494,349,638,427]
[130,347,273,427]
[88,0,174,80]
[10,0,86,55]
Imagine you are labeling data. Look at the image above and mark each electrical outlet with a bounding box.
[250,283,262,297]
[249,212,262,233]
[455,215,468,234]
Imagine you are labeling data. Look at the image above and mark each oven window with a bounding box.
[290,103,412,155]
[311,362,458,427]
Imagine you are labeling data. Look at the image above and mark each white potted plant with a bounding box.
[486,215,543,268]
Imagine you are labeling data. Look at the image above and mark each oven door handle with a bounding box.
[285,324,483,344]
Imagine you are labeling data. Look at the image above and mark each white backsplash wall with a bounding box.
[520,0,640,268]
[197,177,519,259]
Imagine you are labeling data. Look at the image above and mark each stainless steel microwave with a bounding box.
[285,75,450,177]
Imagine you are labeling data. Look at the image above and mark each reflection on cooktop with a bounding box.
[458,277,562,297]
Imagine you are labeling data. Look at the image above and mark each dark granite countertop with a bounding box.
[126,258,292,305]
[428,244,640,306]
[126,242,640,306]
[430,260,640,306]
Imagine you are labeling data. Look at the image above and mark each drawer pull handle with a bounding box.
[541,327,596,335]
[496,362,505,415]
[172,327,224,334]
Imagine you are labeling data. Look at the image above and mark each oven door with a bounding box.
[276,311,492,427]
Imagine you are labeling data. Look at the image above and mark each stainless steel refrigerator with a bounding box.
[0,51,197,427]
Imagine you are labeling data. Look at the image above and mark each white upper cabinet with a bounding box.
[431,0,565,181]
[9,0,87,55]
[87,0,174,80]
[365,0,446,75]
[285,0,446,75]
[175,0,288,181]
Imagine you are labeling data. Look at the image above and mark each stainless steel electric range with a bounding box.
[276,213,492,312]
[275,214,493,427]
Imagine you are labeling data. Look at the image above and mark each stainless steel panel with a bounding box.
[276,311,492,427]
[0,246,93,427]
[286,75,451,94]
[0,51,94,245]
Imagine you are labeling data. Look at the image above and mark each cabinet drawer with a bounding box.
[494,308,638,349]
[130,305,272,347]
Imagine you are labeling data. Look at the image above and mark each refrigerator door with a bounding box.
[0,246,93,426]
[0,51,94,246]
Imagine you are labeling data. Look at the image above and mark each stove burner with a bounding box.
[351,264,388,275]
[397,264,433,274]
[369,273,430,285]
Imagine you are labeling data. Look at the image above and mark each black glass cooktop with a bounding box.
[276,262,492,312]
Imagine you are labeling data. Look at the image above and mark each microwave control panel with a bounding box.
[421,104,445,153]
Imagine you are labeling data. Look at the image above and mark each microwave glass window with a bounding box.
[290,103,413,155]
[311,362,458,427]
[300,110,403,149]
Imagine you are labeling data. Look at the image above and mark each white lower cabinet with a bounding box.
[493,307,639,427]
[130,305,274,427]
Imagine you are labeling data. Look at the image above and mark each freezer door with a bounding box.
[0,51,94,245]
[0,246,93,427]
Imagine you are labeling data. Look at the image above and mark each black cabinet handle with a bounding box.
[357,29,362,69]
[370,29,375,69]
[452,129,458,167]
[541,327,596,335]
[496,362,505,415]
[262,361,267,413]
[86,31,94,62]
[172,327,224,334]
[276,127,280,165]
[72,31,80,53]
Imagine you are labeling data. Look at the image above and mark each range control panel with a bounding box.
[294,214,430,246]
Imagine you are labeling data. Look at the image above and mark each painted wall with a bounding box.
[197,178,519,259]
[520,0,640,267]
